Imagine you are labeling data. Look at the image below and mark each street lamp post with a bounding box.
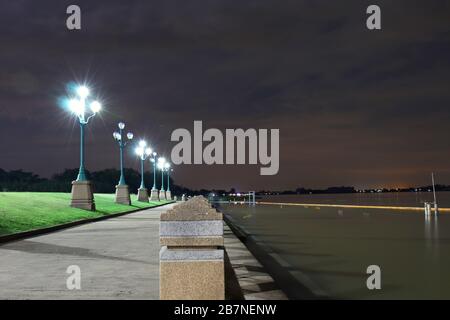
[149,152,160,201]
[165,164,173,200]
[157,157,167,200]
[67,85,102,211]
[113,122,133,205]
[135,140,152,202]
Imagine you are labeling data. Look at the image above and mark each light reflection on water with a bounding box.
[260,191,450,207]
[220,202,450,299]
[424,215,440,263]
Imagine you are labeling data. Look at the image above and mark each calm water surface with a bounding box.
[219,195,450,299]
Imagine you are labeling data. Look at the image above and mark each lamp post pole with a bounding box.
[167,168,171,192]
[118,126,125,185]
[149,152,160,201]
[157,157,167,200]
[140,155,145,189]
[161,167,165,192]
[135,140,152,202]
[165,166,172,201]
[67,85,102,211]
[77,122,87,181]
[152,153,157,190]
[113,122,133,204]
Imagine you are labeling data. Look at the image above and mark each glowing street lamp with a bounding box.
[157,157,167,200]
[135,140,152,202]
[68,86,102,182]
[67,85,102,211]
[149,152,159,201]
[113,122,133,205]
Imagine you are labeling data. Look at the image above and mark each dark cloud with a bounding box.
[1,0,450,190]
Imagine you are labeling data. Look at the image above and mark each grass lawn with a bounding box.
[0,192,172,236]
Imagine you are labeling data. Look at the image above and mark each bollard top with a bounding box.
[161,196,222,221]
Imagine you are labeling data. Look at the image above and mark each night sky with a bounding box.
[1,1,450,191]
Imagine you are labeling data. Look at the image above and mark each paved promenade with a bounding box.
[0,203,176,299]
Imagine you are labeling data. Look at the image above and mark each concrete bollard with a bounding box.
[137,187,149,202]
[150,188,160,201]
[159,196,225,300]
[70,180,95,210]
[115,184,131,205]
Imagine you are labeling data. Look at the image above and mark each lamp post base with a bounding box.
[150,189,160,201]
[165,191,172,201]
[159,190,167,201]
[70,180,95,211]
[137,188,149,202]
[115,185,131,205]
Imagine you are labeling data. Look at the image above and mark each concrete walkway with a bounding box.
[0,203,176,300]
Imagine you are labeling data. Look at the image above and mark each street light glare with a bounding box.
[76,86,90,98]
[145,148,152,156]
[139,140,147,148]
[127,132,133,140]
[90,101,102,113]
[158,157,165,163]
[135,147,143,156]
[113,132,120,140]
[69,99,83,115]
[118,122,125,130]
[164,163,170,169]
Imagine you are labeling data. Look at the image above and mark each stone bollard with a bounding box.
[115,184,131,205]
[160,196,225,300]
[137,187,149,202]
[70,180,95,210]
[150,188,160,201]
[181,194,186,201]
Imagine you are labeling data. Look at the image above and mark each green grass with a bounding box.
[0,192,172,236]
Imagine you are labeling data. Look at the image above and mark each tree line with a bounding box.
[0,168,192,195]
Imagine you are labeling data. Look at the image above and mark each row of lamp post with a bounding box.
[66,84,174,211]
[116,132,173,204]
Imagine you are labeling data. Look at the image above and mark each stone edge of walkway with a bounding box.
[0,201,175,246]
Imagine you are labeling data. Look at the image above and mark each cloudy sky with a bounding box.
[0,0,449,190]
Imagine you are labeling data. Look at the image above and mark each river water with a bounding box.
[218,192,450,299]
[258,191,450,207]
